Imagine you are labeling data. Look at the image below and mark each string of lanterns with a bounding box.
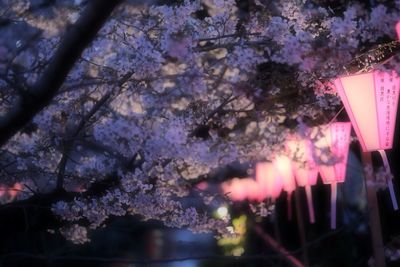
[223,123,352,228]
[222,22,400,232]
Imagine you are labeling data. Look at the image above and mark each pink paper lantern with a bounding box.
[273,155,296,219]
[396,21,400,40]
[286,137,319,223]
[286,137,319,186]
[243,178,265,202]
[314,122,351,228]
[221,178,248,201]
[334,71,399,152]
[256,162,283,200]
[334,70,399,210]
[221,178,265,202]
[318,122,352,183]
[274,155,296,193]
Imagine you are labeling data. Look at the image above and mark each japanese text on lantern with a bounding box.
[375,71,399,150]
[330,123,351,183]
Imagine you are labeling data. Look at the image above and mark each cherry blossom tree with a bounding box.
[0,0,400,248]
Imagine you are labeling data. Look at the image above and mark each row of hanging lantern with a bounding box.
[334,70,400,210]
[223,76,398,227]
[286,136,319,223]
[223,69,400,227]
[222,122,352,228]
[313,122,352,228]
[222,22,400,230]
[333,22,400,212]
[285,123,353,229]
[261,122,351,229]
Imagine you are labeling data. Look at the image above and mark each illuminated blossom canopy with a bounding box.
[0,0,400,244]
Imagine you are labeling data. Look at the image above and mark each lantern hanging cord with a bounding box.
[378,149,398,210]
[327,106,344,127]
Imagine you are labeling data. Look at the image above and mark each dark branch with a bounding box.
[0,172,119,234]
[55,71,133,190]
[0,0,123,147]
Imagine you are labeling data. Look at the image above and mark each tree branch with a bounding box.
[0,0,123,147]
[0,171,120,233]
[55,71,133,190]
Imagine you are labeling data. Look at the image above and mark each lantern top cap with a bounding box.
[334,70,397,80]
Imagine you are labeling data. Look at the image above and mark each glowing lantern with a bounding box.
[221,178,248,201]
[256,162,283,200]
[222,163,286,202]
[273,155,296,219]
[287,137,319,223]
[243,178,265,202]
[222,178,266,202]
[396,21,400,40]
[314,122,351,229]
[334,70,399,210]
[8,182,23,201]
